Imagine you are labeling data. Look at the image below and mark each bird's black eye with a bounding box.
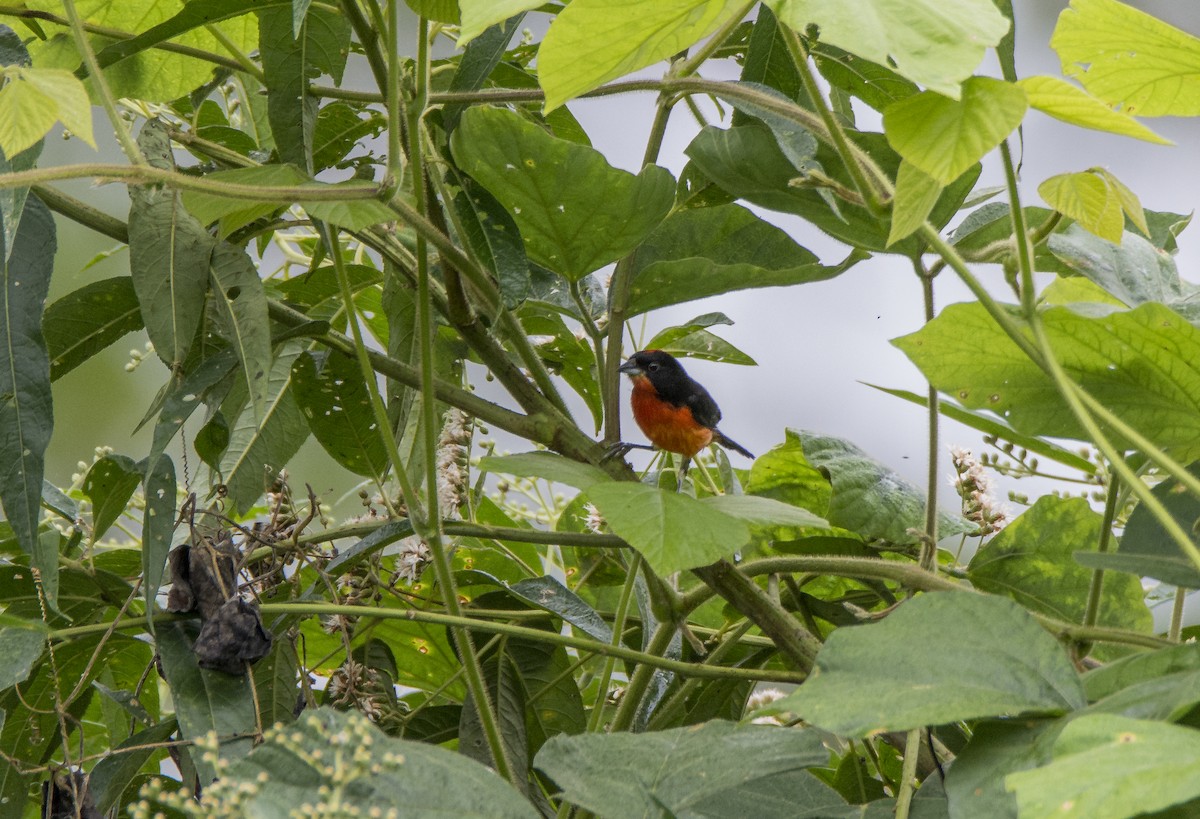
[647,362,660,372]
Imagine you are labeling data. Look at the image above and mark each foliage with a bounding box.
[2,0,1200,817]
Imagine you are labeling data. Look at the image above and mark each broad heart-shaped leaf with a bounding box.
[535,720,827,818]
[1039,171,1125,243]
[684,122,978,255]
[217,342,311,514]
[196,707,534,817]
[1019,75,1170,145]
[1086,465,1200,588]
[626,203,858,316]
[43,276,143,381]
[0,67,94,159]
[480,452,610,491]
[209,243,270,422]
[786,430,974,544]
[777,593,1086,736]
[538,0,750,111]
[450,106,675,281]
[584,482,750,574]
[129,119,215,369]
[766,0,1009,98]
[291,350,388,478]
[141,454,176,628]
[1006,714,1200,819]
[968,496,1151,658]
[259,3,350,171]
[82,455,141,544]
[894,301,1200,461]
[0,194,55,561]
[155,622,258,781]
[883,77,1028,184]
[1052,0,1200,118]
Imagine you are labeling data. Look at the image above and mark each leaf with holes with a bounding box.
[209,243,271,421]
[291,350,388,478]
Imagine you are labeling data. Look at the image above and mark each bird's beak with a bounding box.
[618,359,643,376]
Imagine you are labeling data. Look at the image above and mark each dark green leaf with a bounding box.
[142,454,177,627]
[0,25,40,264]
[450,106,675,281]
[812,42,920,112]
[510,638,586,758]
[460,653,529,789]
[968,496,1151,658]
[129,120,215,368]
[89,719,179,814]
[0,624,45,688]
[535,720,827,818]
[1084,643,1200,702]
[83,454,141,543]
[521,305,602,431]
[209,243,272,421]
[627,204,857,315]
[147,349,239,476]
[451,178,531,308]
[92,0,263,72]
[0,193,54,561]
[312,100,386,172]
[444,13,526,133]
[325,519,414,575]
[43,276,143,380]
[777,593,1086,736]
[480,452,609,491]
[945,718,1057,819]
[507,575,613,643]
[291,350,389,477]
[1093,465,1200,587]
[739,6,804,109]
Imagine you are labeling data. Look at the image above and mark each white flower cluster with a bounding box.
[436,408,471,516]
[950,445,1008,535]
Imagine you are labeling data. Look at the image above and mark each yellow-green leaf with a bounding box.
[883,77,1027,184]
[459,0,543,45]
[18,68,95,148]
[1094,168,1149,237]
[1018,75,1170,145]
[539,0,751,112]
[1039,171,1124,243]
[0,73,58,158]
[1052,0,1200,117]
[887,160,941,246]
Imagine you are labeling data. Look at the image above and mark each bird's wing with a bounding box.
[686,387,722,429]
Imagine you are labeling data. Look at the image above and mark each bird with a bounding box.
[609,349,753,488]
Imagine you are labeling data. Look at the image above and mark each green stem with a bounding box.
[647,619,755,730]
[1169,588,1188,642]
[999,140,1036,316]
[895,728,924,819]
[607,621,678,733]
[62,0,146,167]
[919,265,939,571]
[1083,472,1120,630]
[587,553,643,732]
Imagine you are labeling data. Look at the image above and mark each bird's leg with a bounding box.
[604,441,655,461]
[676,457,691,492]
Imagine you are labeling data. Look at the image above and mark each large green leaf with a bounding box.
[777,593,1086,736]
[291,350,388,478]
[893,301,1200,460]
[88,719,180,814]
[766,0,1009,97]
[217,342,311,514]
[480,452,609,490]
[883,77,1027,184]
[459,0,542,45]
[1051,0,1200,118]
[129,120,215,369]
[583,482,750,574]
[83,454,141,543]
[1019,75,1170,145]
[450,106,675,281]
[626,204,857,315]
[1084,643,1200,702]
[1006,714,1200,819]
[43,277,143,381]
[944,719,1058,819]
[0,194,55,561]
[538,0,750,111]
[968,496,1151,658]
[209,243,271,422]
[258,3,350,170]
[535,720,827,818]
[0,67,94,159]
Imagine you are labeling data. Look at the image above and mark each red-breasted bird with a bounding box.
[610,350,752,486]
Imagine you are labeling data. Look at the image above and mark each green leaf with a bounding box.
[91,0,260,73]
[645,325,756,365]
[944,719,1058,819]
[451,178,531,308]
[0,624,45,688]
[951,203,1069,274]
[812,42,919,113]
[0,195,55,560]
[1006,714,1200,819]
[155,622,264,782]
[740,6,804,107]
[766,0,1009,97]
[460,652,530,786]
[888,160,942,246]
[0,25,40,264]
[83,454,141,543]
[627,203,854,315]
[1051,0,1200,117]
[968,496,1151,657]
[702,493,829,530]
[506,575,613,642]
[259,4,350,170]
[291,350,389,477]
[883,77,1027,184]
[312,100,386,172]
[142,454,176,627]
[480,452,609,491]
[584,482,750,574]
[894,301,1200,459]
[1046,225,1190,317]
[0,66,94,158]
[444,13,527,134]
[89,720,179,814]
[789,430,974,544]
[129,119,215,369]
[43,276,143,380]
[1038,171,1124,243]
[1019,75,1170,145]
[217,342,312,514]
[535,720,827,817]
[450,106,675,281]
[147,350,239,477]
[459,0,541,45]
[777,593,1086,736]
[539,0,750,111]
[521,304,603,430]
[1084,643,1200,702]
[209,243,271,421]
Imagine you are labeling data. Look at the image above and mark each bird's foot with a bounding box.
[603,441,654,461]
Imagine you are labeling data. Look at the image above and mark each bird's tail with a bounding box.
[713,430,753,459]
